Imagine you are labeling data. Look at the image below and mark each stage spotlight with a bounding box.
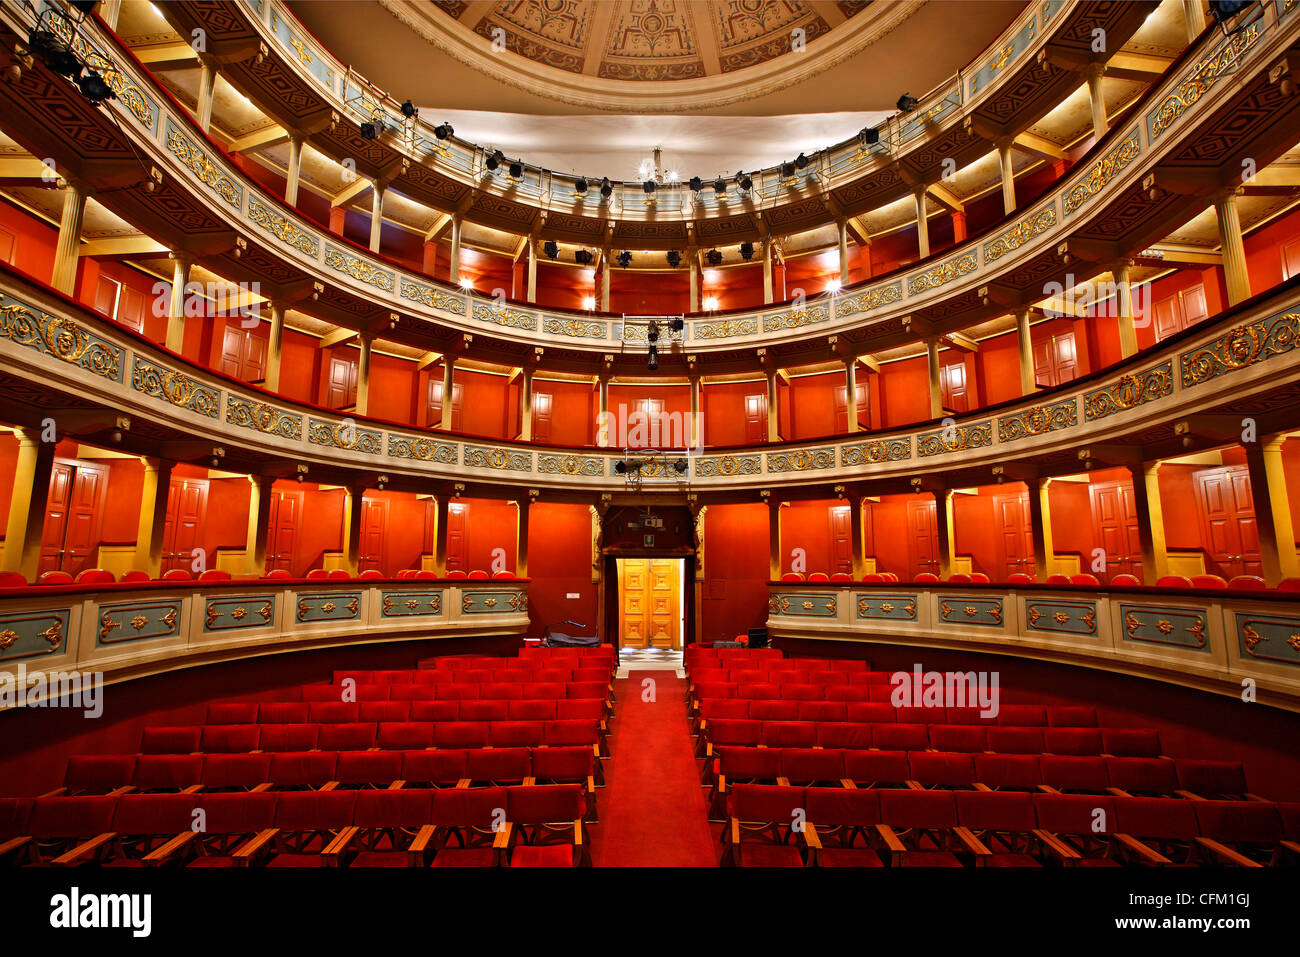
[897,93,919,112]
[70,1,98,13]
[486,149,505,171]
[400,99,417,119]
[508,160,523,178]
[574,177,588,193]
[713,178,726,194]
[672,459,688,475]
[666,250,682,268]
[780,161,795,178]
[795,152,809,169]
[614,460,627,474]
[647,343,659,371]
[643,180,656,194]
[739,242,754,261]
[617,251,632,268]
[736,172,753,191]
[860,127,880,146]
[600,177,613,198]
[1210,0,1251,18]
[28,29,80,76]
[668,318,684,332]
[360,121,379,140]
[543,240,559,259]
[706,249,723,266]
[76,69,114,104]
[647,321,660,342]
[689,176,702,192]
[575,250,593,265]
[433,122,454,139]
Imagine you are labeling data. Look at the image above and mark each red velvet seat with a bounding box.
[308,701,359,723]
[780,748,845,787]
[258,724,319,752]
[160,569,193,582]
[872,723,929,750]
[140,726,201,754]
[74,568,115,585]
[506,784,587,866]
[842,750,910,787]
[1039,755,1109,793]
[779,572,805,582]
[1277,577,1300,593]
[815,722,874,750]
[97,793,202,866]
[376,722,434,750]
[806,572,830,583]
[326,569,351,580]
[804,787,884,867]
[954,790,1042,866]
[970,572,990,583]
[356,569,384,580]
[987,727,1044,754]
[929,724,988,753]
[1227,575,1267,591]
[913,572,940,583]
[120,570,151,583]
[62,754,137,795]
[1174,759,1249,798]
[262,569,291,580]
[305,568,330,580]
[315,723,376,751]
[946,573,972,583]
[197,569,231,583]
[545,719,599,748]
[860,573,884,583]
[183,792,278,866]
[973,754,1042,791]
[20,796,118,864]
[1006,573,1034,585]
[1192,801,1283,864]
[264,791,358,866]
[531,747,595,786]
[206,702,259,725]
[1112,796,1199,862]
[829,572,853,582]
[132,754,204,791]
[489,721,544,749]
[1156,575,1192,588]
[1190,574,1228,590]
[724,784,808,867]
[343,789,436,867]
[1044,574,1071,586]
[334,751,402,788]
[1032,793,1119,866]
[1110,573,1141,586]
[1069,573,1100,586]
[401,749,468,788]
[267,751,338,790]
[878,789,965,867]
[1106,757,1179,796]
[201,753,273,791]
[0,571,27,588]
[200,724,261,753]
[36,570,74,586]
[430,787,508,867]
[467,569,490,580]
[1043,727,1102,756]
[359,701,409,723]
[445,570,468,580]
[908,751,975,789]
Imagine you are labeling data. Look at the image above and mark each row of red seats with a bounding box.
[0,568,527,588]
[710,748,1253,808]
[140,718,600,754]
[291,681,610,702]
[723,784,1299,867]
[699,720,1161,761]
[697,701,1098,728]
[0,785,589,867]
[420,656,615,673]
[777,570,1300,591]
[334,668,612,685]
[779,572,903,583]
[206,698,605,725]
[54,746,597,796]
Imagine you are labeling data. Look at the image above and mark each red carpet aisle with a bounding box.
[594,670,718,866]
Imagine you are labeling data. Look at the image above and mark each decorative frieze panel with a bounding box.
[984,206,1057,262]
[694,454,761,477]
[97,600,181,645]
[997,399,1077,442]
[248,197,319,256]
[841,438,911,466]
[226,396,303,440]
[308,417,382,453]
[464,445,532,472]
[542,316,607,339]
[324,245,394,291]
[939,596,1004,627]
[763,304,829,332]
[462,590,526,614]
[0,297,123,382]
[908,253,978,295]
[769,592,838,617]
[1180,312,1299,387]
[388,435,458,463]
[296,592,361,623]
[1082,362,1173,421]
[537,453,604,477]
[472,302,538,331]
[1237,612,1300,666]
[856,594,918,621]
[693,317,758,339]
[834,282,903,318]
[132,357,220,418]
[1062,129,1141,217]
[203,596,275,633]
[0,609,68,663]
[767,448,836,473]
[917,422,993,457]
[1025,600,1098,636]
[381,590,444,619]
[1147,24,1262,142]
[1120,605,1209,652]
[164,120,242,208]
[400,279,466,314]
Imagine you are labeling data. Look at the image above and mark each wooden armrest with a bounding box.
[905,780,925,791]
[1105,787,1132,797]
[109,785,136,796]
[1195,837,1262,867]
[232,827,279,865]
[142,830,198,866]
[1115,832,1171,865]
[801,822,823,851]
[409,824,436,855]
[875,824,906,867]
[1031,829,1081,860]
[1279,840,1300,858]
[1244,793,1269,802]
[40,787,67,797]
[455,779,471,789]
[953,826,991,859]
[776,777,790,787]
[1174,790,1205,801]
[729,818,740,847]
[250,782,273,792]
[522,777,536,786]
[492,821,513,850]
[1036,785,1061,794]
[319,781,339,791]
[321,825,360,865]
[573,821,584,847]
[0,835,32,858]
[972,783,993,792]
[52,831,116,866]
[387,780,405,790]
[716,774,727,794]
[840,779,857,789]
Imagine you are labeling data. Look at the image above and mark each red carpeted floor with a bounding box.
[593,670,718,866]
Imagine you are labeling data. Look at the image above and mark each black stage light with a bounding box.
[434,123,454,139]
[360,121,379,140]
[647,320,660,342]
[668,318,684,332]
[795,152,809,169]
[617,251,632,267]
[70,1,98,13]
[508,160,523,178]
[647,344,659,371]
[28,30,80,76]
[713,178,726,194]
[486,149,504,171]
[614,460,627,474]
[860,127,880,145]
[689,176,703,192]
[666,250,682,268]
[400,99,417,119]
[897,93,919,112]
[543,240,559,259]
[643,180,656,194]
[736,172,753,191]
[780,161,795,178]
[1210,0,1251,19]
[574,177,588,193]
[76,69,114,104]
[706,249,723,266]
[600,177,613,198]
[673,459,688,474]
[739,242,754,261]
[575,249,593,265]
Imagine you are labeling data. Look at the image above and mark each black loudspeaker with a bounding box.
[747,627,768,649]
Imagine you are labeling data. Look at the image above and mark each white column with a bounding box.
[355,333,373,416]
[264,302,286,392]
[1015,308,1035,395]
[1115,260,1138,358]
[369,182,384,254]
[837,220,850,285]
[1214,188,1251,306]
[520,366,535,441]
[166,253,193,353]
[285,134,304,207]
[997,140,1016,215]
[1182,0,1206,42]
[196,59,217,135]
[526,239,538,303]
[762,240,774,304]
[50,179,88,296]
[1086,64,1108,141]
[926,337,942,418]
[914,186,930,259]
[449,215,462,285]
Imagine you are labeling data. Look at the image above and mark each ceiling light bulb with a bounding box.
[583,296,596,310]
[827,279,842,293]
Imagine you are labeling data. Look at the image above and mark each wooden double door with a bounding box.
[618,558,681,650]
[38,459,108,577]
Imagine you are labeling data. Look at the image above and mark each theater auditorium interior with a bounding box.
[0,0,1299,915]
